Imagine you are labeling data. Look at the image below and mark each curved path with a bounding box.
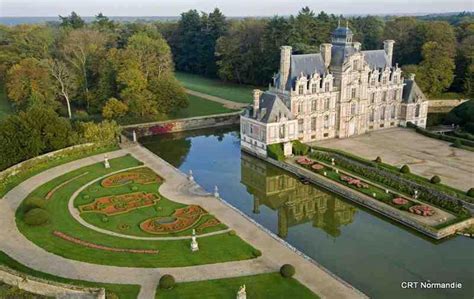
[0,146,367,299]
[68,166,231,240]
[185,89,247,110]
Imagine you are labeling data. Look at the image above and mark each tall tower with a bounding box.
[279,46,292,90]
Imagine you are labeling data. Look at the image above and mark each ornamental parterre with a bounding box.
[79,192,160,216]
[101,167,162,188]
[140,205,210,234]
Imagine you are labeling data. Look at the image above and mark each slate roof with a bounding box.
[362,50,390,69]
[331,45,356,66]
[246,92,294,123]
[287,53,326,89]
[402,78,425,103]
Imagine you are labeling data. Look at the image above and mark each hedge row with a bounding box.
[267,143,285,161]
[407,122,474,148]
[309,150,471,217]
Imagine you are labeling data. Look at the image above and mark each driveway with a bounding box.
[311,128,474,191]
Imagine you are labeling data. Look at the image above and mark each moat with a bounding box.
[140,126,474,299]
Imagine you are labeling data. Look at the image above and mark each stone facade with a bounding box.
[241,25,428,157]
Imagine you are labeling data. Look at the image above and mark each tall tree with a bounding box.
[383,17,422,65]
[201,8,228,77]
[59,12,85,29]
[174,10,204,73]
[48,59,76,118]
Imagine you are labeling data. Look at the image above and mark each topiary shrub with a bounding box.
[131,185,138,191]
[467,188,474,197]
[292,140,309,156]
[374,156,382,163]
[267,143,285,161]
[280,264,295,278]
[253,249,262,257]
[23,197,47,212]
[23,208,49,226]
[83,194,90,200]
[159,274,175,289]
[228,230,236,236]
[430,175,441,184]
[400,165,410,174]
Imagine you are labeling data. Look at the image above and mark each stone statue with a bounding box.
[104,154,110,169]
[132,130,137,143]
[191,229,199,252]
[237,285,246,299]
[214,185,220,198]
[189,170,194,182]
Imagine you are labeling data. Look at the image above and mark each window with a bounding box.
[351,103,356,115]
[351,88,356,98]
[311,117,317,131]
[298,85,304,95]
[324,98,330,110]
[311,83,317,93]
[279,124,285,138]
[370,109,375,122]
[298,102,304,114]
[371,77,376,86]
[381,107,386,120]
[370,93,375,104]
[382,76,387,85]
[324,115,329,128]
[311,100,317,112]
[382,91,387,101]
[324,133,329,137]
[415,104,421,117]
[393,75,398,84]
[298,119,304,133]
[324,82,330,92]
[391,105,396,118]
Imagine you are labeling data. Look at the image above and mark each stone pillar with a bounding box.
[279,46,292,90]
[283,141,292,157]
[253,89,262,112]
[383,40,395,66]
[320,43,332,68]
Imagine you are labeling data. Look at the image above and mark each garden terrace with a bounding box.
[16,155,256,267]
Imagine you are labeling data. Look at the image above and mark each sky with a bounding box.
[0,0,472,17]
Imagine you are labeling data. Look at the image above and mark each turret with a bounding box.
[253,89,262,112]
[320,43,332,68]
[383,40,395,66]
[279,46,292,90]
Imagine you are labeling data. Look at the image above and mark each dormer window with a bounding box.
[324,82,330,92]
[382,76,387,85]
[298,85,304,95]
[311,83,317,93]
[370,76,376,86]
[353,60,359,70]
[393,75,398,84]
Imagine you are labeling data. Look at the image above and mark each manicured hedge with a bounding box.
[280,264,295,278]
[267,143,285,161]
[292,140,309,156]
[407,122,474,150]
[23,208,49,226]
[159,275,176,289]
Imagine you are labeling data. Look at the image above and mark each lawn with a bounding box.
[118,94,237,125]
[0,251,140,299]
[176,72,257,104]
[156,272,319,299]
[77,168,227,237]
[16,155,257,268]
[0,83,13,121]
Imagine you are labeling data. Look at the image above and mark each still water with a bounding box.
[140,126,474,299]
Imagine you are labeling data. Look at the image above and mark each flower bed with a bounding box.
[79,192,159,216]
[101,167,162,188]
[53,231,158,254]
[296,157,314,166]
[340,175,369,189]
[311,163,324,171]
[392,197,409,205]
[196,218,221,233]
[409,205,435,217]
[140,205,208,234]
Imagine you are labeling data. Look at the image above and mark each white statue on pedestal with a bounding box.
[132,130,137,143]
[191,229,199,252]
[237,285,246,299]
[188,170,194,182]
[104,154,110,169]
[214,185,220,198]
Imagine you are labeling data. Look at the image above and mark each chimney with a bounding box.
[253,89,262,112]
[383,40,395,66]
[279,46,292,90]
[320,43,332,68]
[353,42,361,51]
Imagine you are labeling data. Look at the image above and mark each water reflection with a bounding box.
[241,154,356,238]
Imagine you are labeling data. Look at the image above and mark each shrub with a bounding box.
[292,140,309,156]
[430,175,441,184]
[374,156,382,163]
[400,165,410,174]
[467,188,474,197]
[253,249,262,257]
[131,185,138,191]
[102,216,109,223]
[23,197,47,212]
[83,194,90,200]
[267,143,285,161]
[228,230,236,236]
[159,274,175,289]
[280,264,295,278]
[102,98,129,119]
[23,208,49,226]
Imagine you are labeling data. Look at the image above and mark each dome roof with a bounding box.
[332,26,353,38]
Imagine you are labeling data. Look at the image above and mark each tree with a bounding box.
[383,17,422,65]
[415,42,455,96]
[48,59,76,118]
[79,120,120,145]
[92,13,116,32]
[102,98,129,119]
[173,10,204,73]
[149,75,188,114]
[351,16,384,50]
[59,12,85,29]
[6,58,55,109]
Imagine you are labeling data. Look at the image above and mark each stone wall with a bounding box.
[428,99,469,113]
[243,147,473,240]
[122,112,241,138]
[0,266,105,299]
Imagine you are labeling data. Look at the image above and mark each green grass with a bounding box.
[0,251,140,299]
[77,169,227,237]
[0,144,119,198]
[430,92,466,100]
[176,72,258,104]
[16,155,256,268]
[0,83,13,121]
[156,272,319,299]
[118,94,237,125]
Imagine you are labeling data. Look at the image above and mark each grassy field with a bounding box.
[0,251,140,299]
[0,84,13,121]
[16,155,257,268]
[77,168,227,237]
[176,72,257,104]
[156,272,319,299]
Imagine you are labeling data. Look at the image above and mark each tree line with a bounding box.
[160,8,473,98]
